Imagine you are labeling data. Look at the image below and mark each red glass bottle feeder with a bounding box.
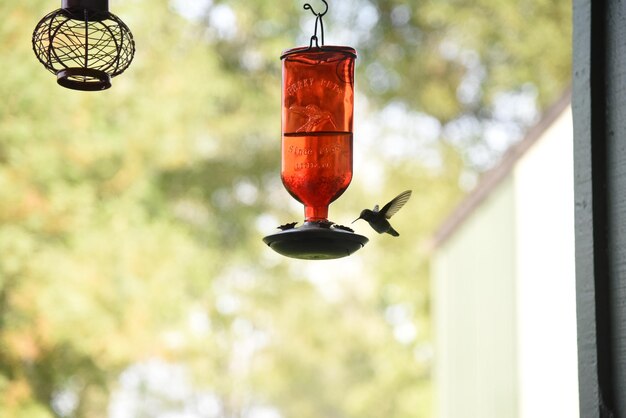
[264,1,368,260]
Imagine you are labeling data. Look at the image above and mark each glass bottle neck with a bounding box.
[305,206,328,222]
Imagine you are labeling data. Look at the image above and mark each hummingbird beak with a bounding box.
[352,217,360,224]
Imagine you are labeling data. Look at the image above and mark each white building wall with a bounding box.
[432,179,518,418]
[513,106,579,418]
[433,102,579,418]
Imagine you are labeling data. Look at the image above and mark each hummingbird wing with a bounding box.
[372,205,379,212]
[380,190,412,219]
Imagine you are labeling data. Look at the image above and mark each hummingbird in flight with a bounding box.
[352,190,412,236]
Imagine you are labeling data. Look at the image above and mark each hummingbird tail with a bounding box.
[387,226,400,237]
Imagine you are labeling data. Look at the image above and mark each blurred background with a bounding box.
[1,0,572,417]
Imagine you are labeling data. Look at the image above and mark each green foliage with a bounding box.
[0,0,569,417]
[336,0,571,119]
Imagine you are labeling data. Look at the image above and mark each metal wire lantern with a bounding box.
[32,0,135,91]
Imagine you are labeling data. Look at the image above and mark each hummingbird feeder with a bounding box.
[32,0,135,91]
[263,0,368,260]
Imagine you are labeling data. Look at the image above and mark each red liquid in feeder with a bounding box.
[281,131,353,221]
[280,46,356,223]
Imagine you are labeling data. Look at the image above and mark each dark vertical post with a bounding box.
[574,0,626,415]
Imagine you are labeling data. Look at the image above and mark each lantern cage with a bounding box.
[263,1,368,260]
[32,0,135,91]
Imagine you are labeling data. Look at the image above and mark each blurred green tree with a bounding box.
[0,0,570,417]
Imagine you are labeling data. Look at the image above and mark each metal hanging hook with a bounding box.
[303,0,328,17]
[303,0,328,49]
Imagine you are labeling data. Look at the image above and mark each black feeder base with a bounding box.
[263,222,368,260]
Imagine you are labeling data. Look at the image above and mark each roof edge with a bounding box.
[428,87,572,250]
